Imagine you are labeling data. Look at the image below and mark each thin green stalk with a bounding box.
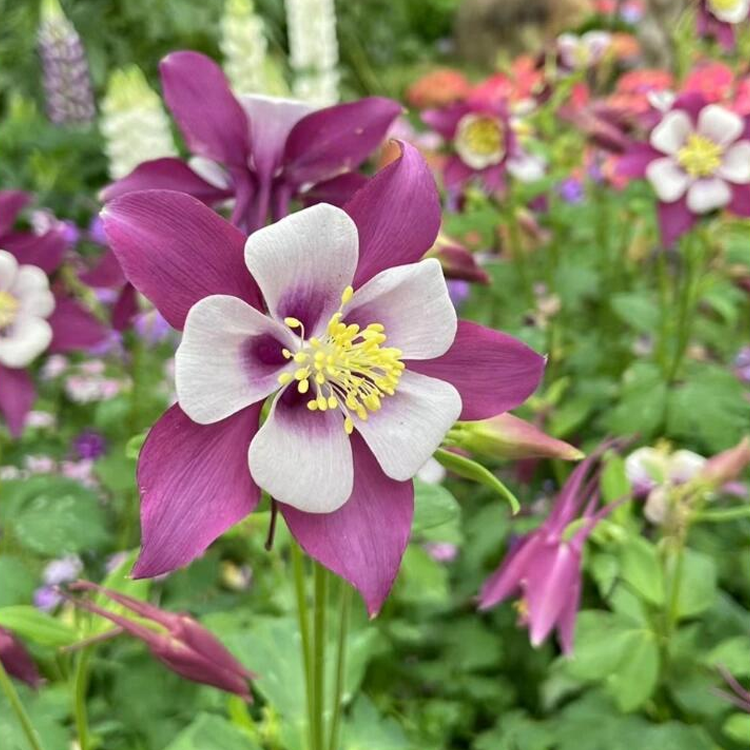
[312,564,328,750]
[73,647,93,750]
[328,582,352,750]
[695,506,750,523]
[291,543,314,750]
[0,658,44,750]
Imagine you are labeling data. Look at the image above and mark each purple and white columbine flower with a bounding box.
[102,51,400,233]
[698,0,750,50]
[102,144,545,615]
[556,31,612,72]
[621,94,750,246]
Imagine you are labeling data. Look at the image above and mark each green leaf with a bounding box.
[723,714,750,744]
[434,449,519,513]
[606,363,667,438]
[0,606,77,647]
[162,713,260,750]
[607,629,660,711]
[343,697,413,750]
[563,611,636,682]
[675,549,717,619]
[610,292,660,333]
[396,546,450,606]
[619,537,664,606]
[0,557,36,607]
[600,453,631,504]
[707,636,750,677]
[412,479,461,533]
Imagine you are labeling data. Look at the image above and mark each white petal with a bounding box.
[667,450,706,484]
[650,111,692,155]
[355,370,462,482]
[625,447,668,491]
[244,204,359,336]
[507,153,546,183]
[0,250,18,292]
[13,266,55,318]
[176,295,296,425]
[717,141,750,184]
[345,259,457,360]
[708,0,749,23]
[686,178,732,213]
[248,390,353,512]
[187,156,232,189]
[646,157,691,202]
[697,104,744,147]
[0,316,52,368]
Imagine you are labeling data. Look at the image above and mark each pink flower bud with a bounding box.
[0,628,42,688]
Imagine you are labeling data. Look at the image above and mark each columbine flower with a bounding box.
[621,94,750,246]
[422,99,543,194]
[102,51,400,233]
[102,144,545,615]
[0,628,41,688]
[65,581,253,700]
[557,31,612,72]
[698,0,750,49]
[479,451,615,654]
[736,347,750,383]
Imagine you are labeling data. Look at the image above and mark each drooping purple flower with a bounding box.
[101,143,545,616]
[102,51,401,233]
[479,450,618,654]
[73,430,107,460]
[0,628,42,688]
[65,581,253,700]
[37,0,95,126]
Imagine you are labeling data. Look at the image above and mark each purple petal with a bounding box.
[301,172,369,209]
[0,365,35,438]
[616,143,658,179]
[346,141,441,287]
[112,283,139,331]
[281,433,414,617]
[133,403,262,578]
[80,249,126,289]
[0,628,42,688]
[407,321,545,421]
[101,158,233,205]
[2,230,67,274]
[443,157,474,191]
[556,576,581,655]
[657,197,697,248]
[729,184,750,218]
[0,191,31,237]
[48,295,108,353]
[284,97,402,187]
[101,190,262,330]
[160,52,250,168]
[478,533,542,609]
[421,104,469,139]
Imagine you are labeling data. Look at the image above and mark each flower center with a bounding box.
[677,133,724,178]
[455,114,506,168]
[277,286,405,434]
[0,291,19,330]
[709,0,742,12]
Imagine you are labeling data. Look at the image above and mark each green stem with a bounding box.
[328,583,352,750]
[0,658,44,750]
[695,506,750,523]
[312,564,328,750]
[291,543,314,750]
[666,542,685,636]
[73,647,93,750]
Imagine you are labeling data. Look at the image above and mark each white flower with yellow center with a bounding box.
[454,113,506,170]
[707,0,750,23]
[646,104,750,213]
[0,250,55,368]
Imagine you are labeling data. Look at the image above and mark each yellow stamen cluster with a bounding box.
[677,133,724,178]
[0,291,19,330]
[460,116,505,157]
[709,0,742,12]
[277,286,405,434]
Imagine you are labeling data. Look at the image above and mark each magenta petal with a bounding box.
[556,576,581,655]
[0,628,42,688]
[657,197,696,248]
[0,365,35,438]
[0,191,31,237]
[284,97,401,187]
[478,533,542,609]
[133,403,263,578]
[407,321,545,421]
[729,184,750,218]
[80,249,126,289]
[2,230,67,274]
[101,158,233,205]
[48,295,108,353]
[421,104,469,139]
[347,141,441,287]
[281,433,414,617]
[160,52,250,168]
[102,190,262,329]
[443,157,474,191]
[301,172,369,208]
[112,283,139,331]
[616,144,658,179]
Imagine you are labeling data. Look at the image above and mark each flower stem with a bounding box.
[327,582,352,750]
[312,563,328,750]
[291,543,314,750]
[0,657,44,750]
[73,647,93,750]
[695,506,750,523]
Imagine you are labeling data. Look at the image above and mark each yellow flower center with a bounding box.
[0,291,19,330]
[677,133,724,178]
[277,286,405,434]
[709,0,741,12]
[458,115,505,159]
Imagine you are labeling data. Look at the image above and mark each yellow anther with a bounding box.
[0,291,20,330]
[341,285,354,304]
[344,417,354,435]
[284,317,302,328]
[327,396,338,410]
[295,368,309,380]
[282,348,292,359]
[677,134,723,178]
[278,372,293,385]
[317,395,328,411]
[298,379,310,394]
[307,400,318,411]
[293,352,309,363]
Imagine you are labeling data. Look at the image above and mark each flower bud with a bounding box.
[701,437,750,487]
[0,628,42,688]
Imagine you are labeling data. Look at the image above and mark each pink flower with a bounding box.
[101,143,545,615]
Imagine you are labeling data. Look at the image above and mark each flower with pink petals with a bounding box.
[102,51,401,233]
[101,143,545,615]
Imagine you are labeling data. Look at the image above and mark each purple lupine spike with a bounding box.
[37,0,95,126]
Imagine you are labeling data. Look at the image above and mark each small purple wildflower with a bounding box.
[558,177,585,204]
[42,554,83,586]
[73,430,107,460]
[34,586,62,612]
[735,347,750,383]
[448,279,471,308]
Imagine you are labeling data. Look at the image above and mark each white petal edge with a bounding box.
[176,295,297,425]
[650,110,692,155]
[645,157,692,202]
[344,258,457,360]
[0,250,18,291]
[717,141,750,184]
[697,104,744,147]
[244,203,359,336]
[0,316,53,368]
[248,389,354,513]
[686,177,732,214]
[355,369,462,482]
[709,0,749,24]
